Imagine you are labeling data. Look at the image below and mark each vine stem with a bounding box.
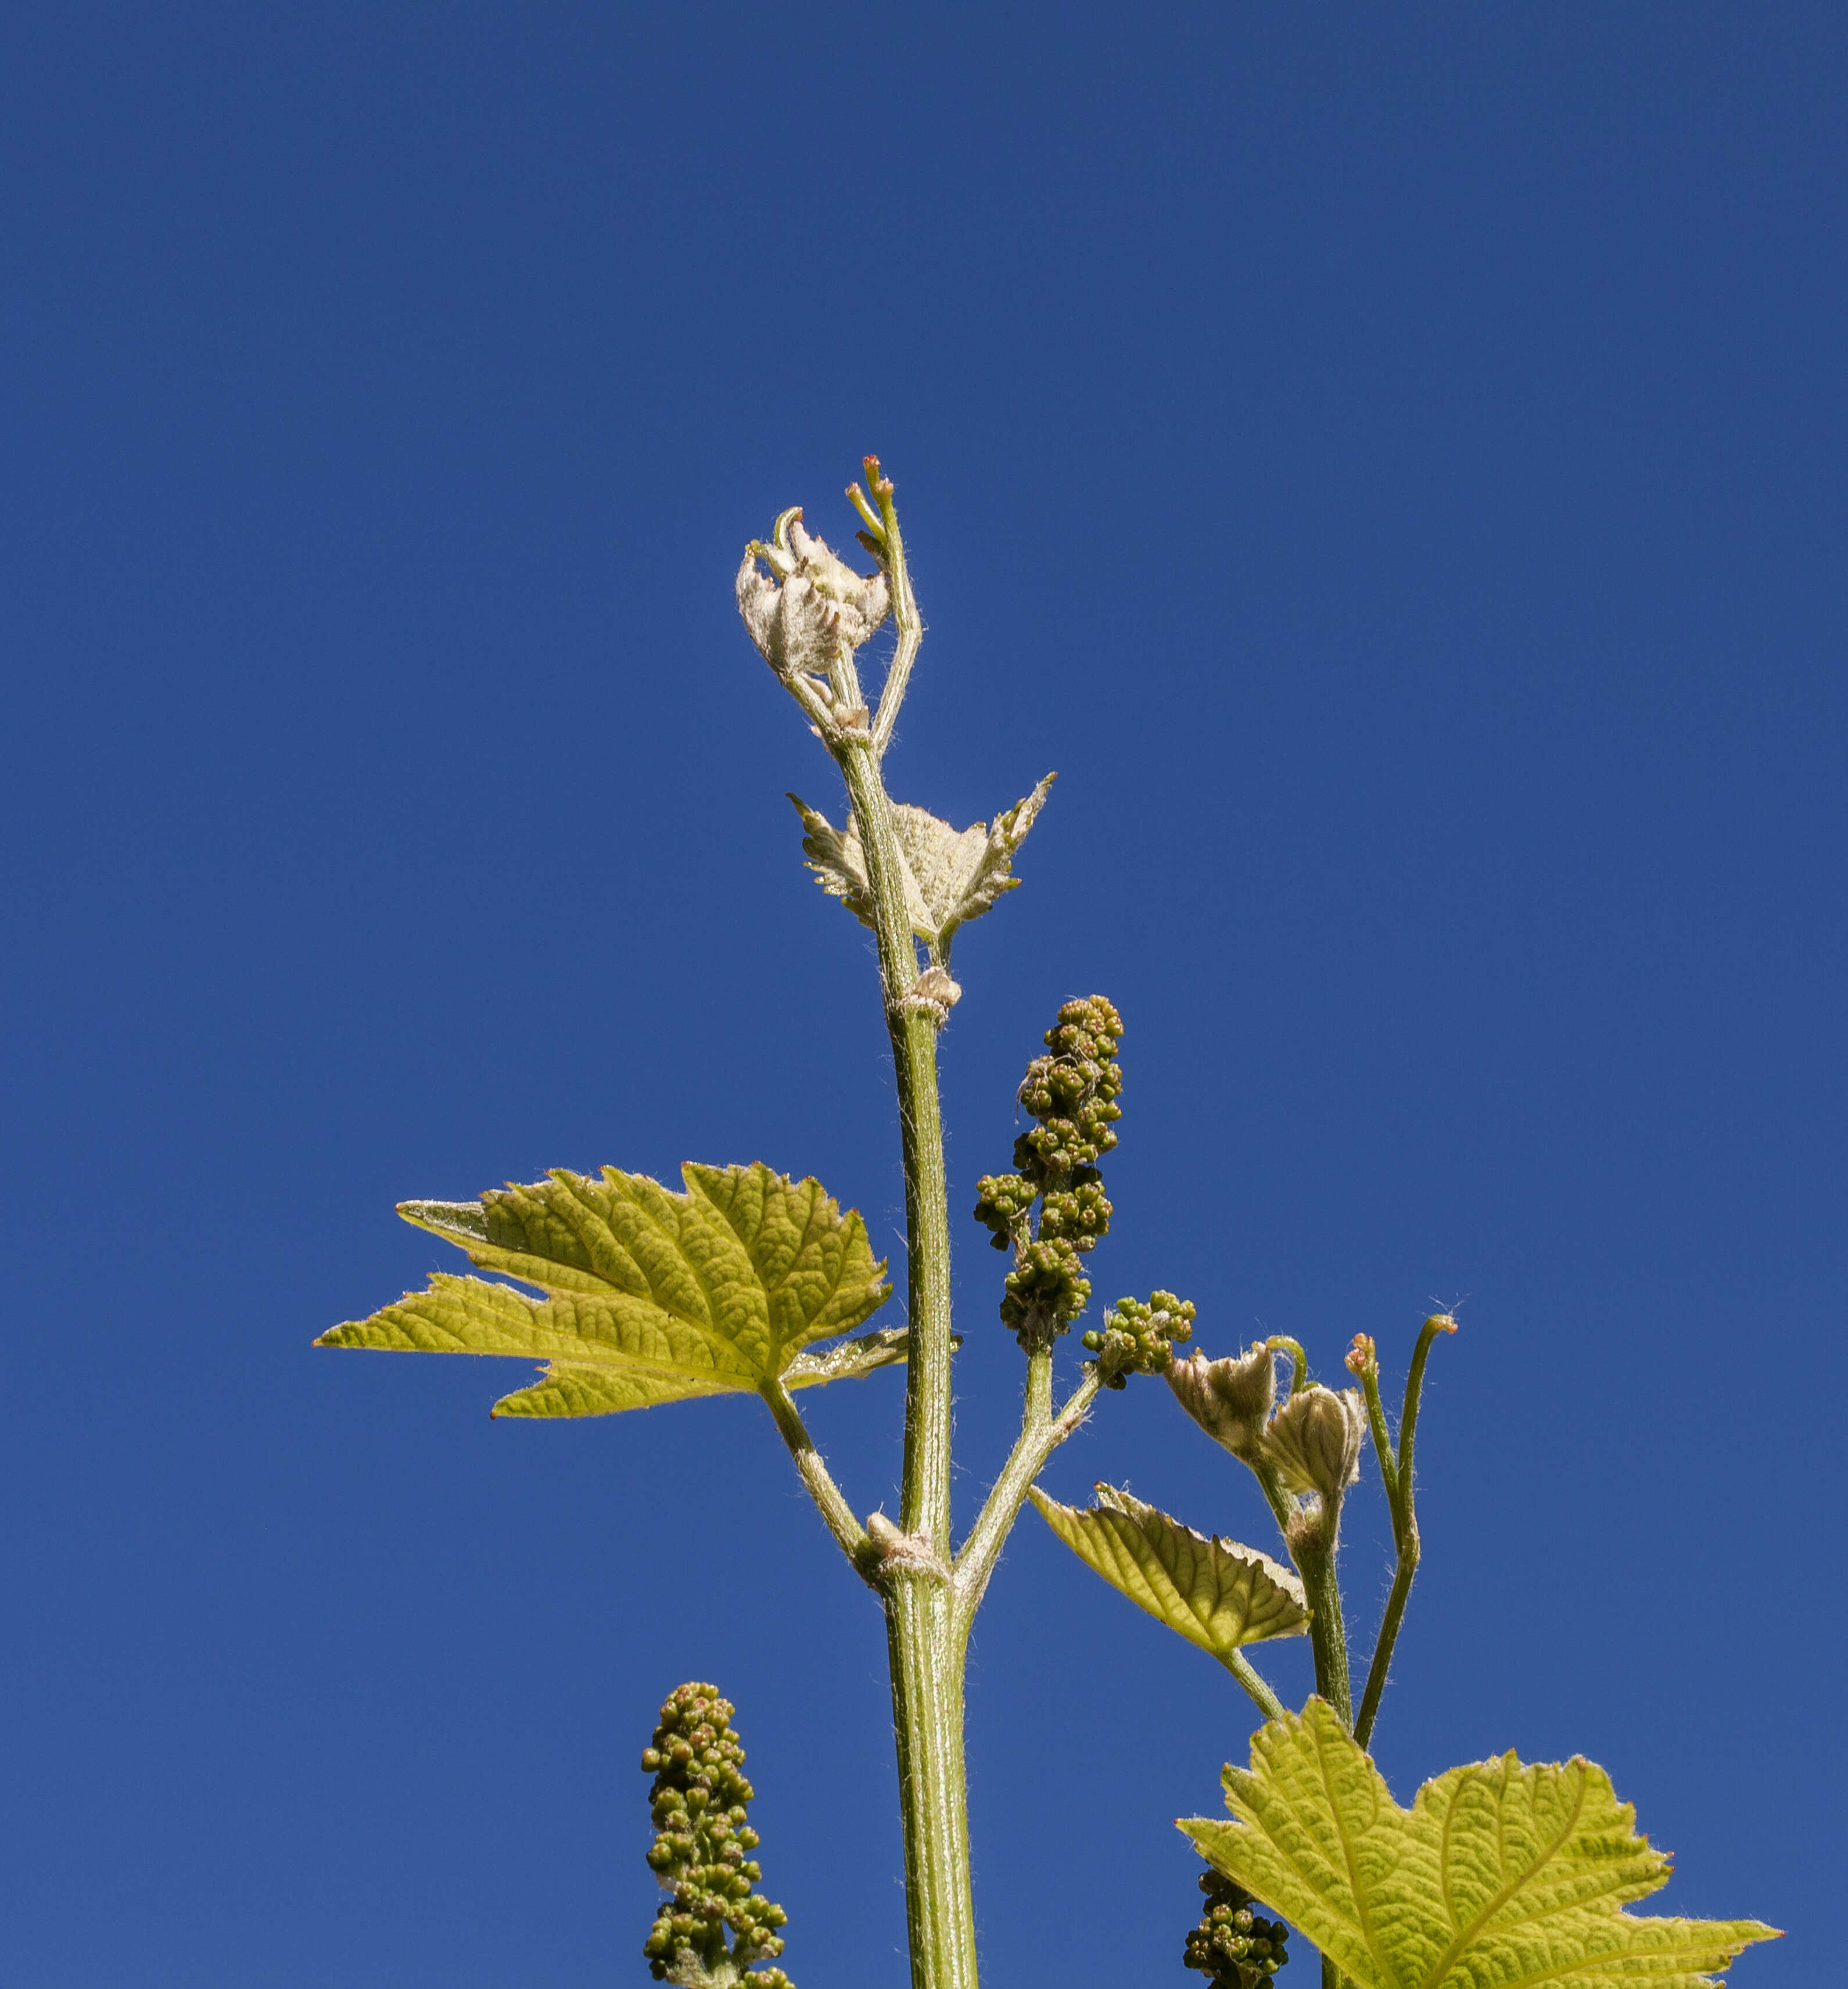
[827,468,977,1989]
[953,1349,1100,1637]
[1247,1452,1353,1725]
[760,465,1114,1989]
[1351,1314,1455,1748]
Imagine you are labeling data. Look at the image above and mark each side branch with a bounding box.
[1351,1313,1456,1748]
[853,457,924,761]
[760,1378,882,1589]
[951,1353,1101,1639]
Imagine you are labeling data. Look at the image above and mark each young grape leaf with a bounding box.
[787,774,1053,948]
[1180,1697,1779,1989]
[932,773,1054,944]
[890,803,989,940]
[1029,1483,1309,1658]
[317,1162,892,1417]
[787,793,878,928]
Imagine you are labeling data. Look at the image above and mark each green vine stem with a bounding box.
[1350,1315,1456,1749]
[1222,1647,1287,1724]
[824,467,976,1989]
[1248,1447,1354,1725]
[746,463,1175,1989]
[1292,1531,1353,1729]
[953,1347,1101,1637]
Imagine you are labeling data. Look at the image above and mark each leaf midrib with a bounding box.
[1419,1764,1588,1989]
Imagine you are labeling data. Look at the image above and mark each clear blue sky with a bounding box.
[1,7,1840,1986]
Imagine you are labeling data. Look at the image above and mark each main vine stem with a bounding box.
[835,721,978,1989]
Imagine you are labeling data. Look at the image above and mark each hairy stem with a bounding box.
[759,1378,881,1586]
[1251,1455,1300,1543]
[1352,1529,1419,1750]
[834,730,953,1550]
[1221,1647,1286,1723]
[863,459,924,761]
[884,1576,977,1989]
[1251,1457,1353,1729]
[1294,1532,1353,1728]
[953,1354,1100,1639]
[1356,1363,1400,1513]
[1394,1313,1455,1515]
[823,488,972,1989]
[1352,1315,1454,1748]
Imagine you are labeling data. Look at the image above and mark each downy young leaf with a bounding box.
[935,772,1054,942]
[787,793,877,928]
[317,1162,892,1417]
[1181,1698,1779,1989]
[787,775,1053,947]
[1029,1483,1309,1658]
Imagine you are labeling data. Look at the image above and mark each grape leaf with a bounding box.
[787,794,878,928]
[1029,1483,1309,1657]
[317,1162,892,1417]
[787,774,1053,947]
[1180,1698,1779,1989]
[932,774,1054,941]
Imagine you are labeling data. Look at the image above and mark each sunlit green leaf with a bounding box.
[1029,1483,1308,1658]
[1181,1697,1779,1989]
[317,1162,892,1418]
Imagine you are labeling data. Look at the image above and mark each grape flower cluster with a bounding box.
[973,997,1193,1379]
[1184,1871,1291,1988]
[973,996,1125,1347]
[1083,1289,1197,1389]
[641,1683,792,1989]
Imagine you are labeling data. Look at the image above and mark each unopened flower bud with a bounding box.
[1167,1343,1277,1462]
[1261,1384,1366,1501]
[1344,1334,1377,1381]
[736,507,890,684]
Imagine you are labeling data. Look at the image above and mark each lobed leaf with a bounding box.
[1180,1698,1779,1989]
[937,773,1054,940]
[318,1161,892,1418]
[788,793,877,927]
[787,775,1053,948]
[1029,1483,1308,1658]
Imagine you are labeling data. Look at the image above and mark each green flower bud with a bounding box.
[1261,1384,1366,1501]
[979,997,1127,1347]
[972,1172,1036,1250]
[1166,1343,1278,1461]
[1000,1239,1091,1340]
[1037,1179,1113,1252]
[641,1683,794,1989]
[1085,1291,1196,1389]
[1185,1870,1291,1989]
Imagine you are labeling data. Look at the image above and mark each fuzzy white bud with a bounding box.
[737,506,889,684]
